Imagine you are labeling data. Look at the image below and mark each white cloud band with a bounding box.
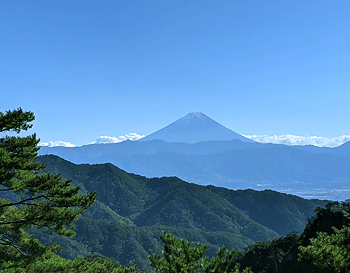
[39,134,349,148]
[38,133,145,147]
[93,133,145,144]
[243,134,350,148]
[39,141,76,148]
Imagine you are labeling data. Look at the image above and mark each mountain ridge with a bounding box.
[38,139,350,201]
[37,154,330,238]
[37,112,350,201]
[31,154,330,269]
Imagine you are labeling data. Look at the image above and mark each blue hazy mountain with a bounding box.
[38,113,350,201]
[140,112,254,143]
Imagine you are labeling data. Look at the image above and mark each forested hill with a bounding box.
[34,155,330,268]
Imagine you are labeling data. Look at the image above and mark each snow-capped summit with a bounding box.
[176,112,211,125]
[140,112,254,144]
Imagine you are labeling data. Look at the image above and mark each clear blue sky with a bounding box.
[1,0,350,146]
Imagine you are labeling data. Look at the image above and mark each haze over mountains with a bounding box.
[39,112,350,201]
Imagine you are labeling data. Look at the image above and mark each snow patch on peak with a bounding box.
[178,112,209,124]
[191,112,205,117]
[188,112,206,118]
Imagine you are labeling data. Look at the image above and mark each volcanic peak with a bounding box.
[140,112,254,144]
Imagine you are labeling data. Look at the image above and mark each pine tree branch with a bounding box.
[0,237,29,256]
[0,187,17,191]
[0,214,47,225]
[0,194,52,208]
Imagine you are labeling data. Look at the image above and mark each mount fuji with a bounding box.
[38,112,350,201]
[140,112,254,144]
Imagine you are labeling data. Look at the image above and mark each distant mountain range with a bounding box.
[38,112,350,201]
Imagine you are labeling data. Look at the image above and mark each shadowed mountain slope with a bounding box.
[38,155,329,238]
[28,155,331,269]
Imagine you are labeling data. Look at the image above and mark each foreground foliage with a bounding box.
[149,231,252,273]
[298,225,350,272]
[0,252,140,272]
[0,108,96,262]
[230,200,350,273]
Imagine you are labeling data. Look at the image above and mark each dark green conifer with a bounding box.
[0,108,97,261]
